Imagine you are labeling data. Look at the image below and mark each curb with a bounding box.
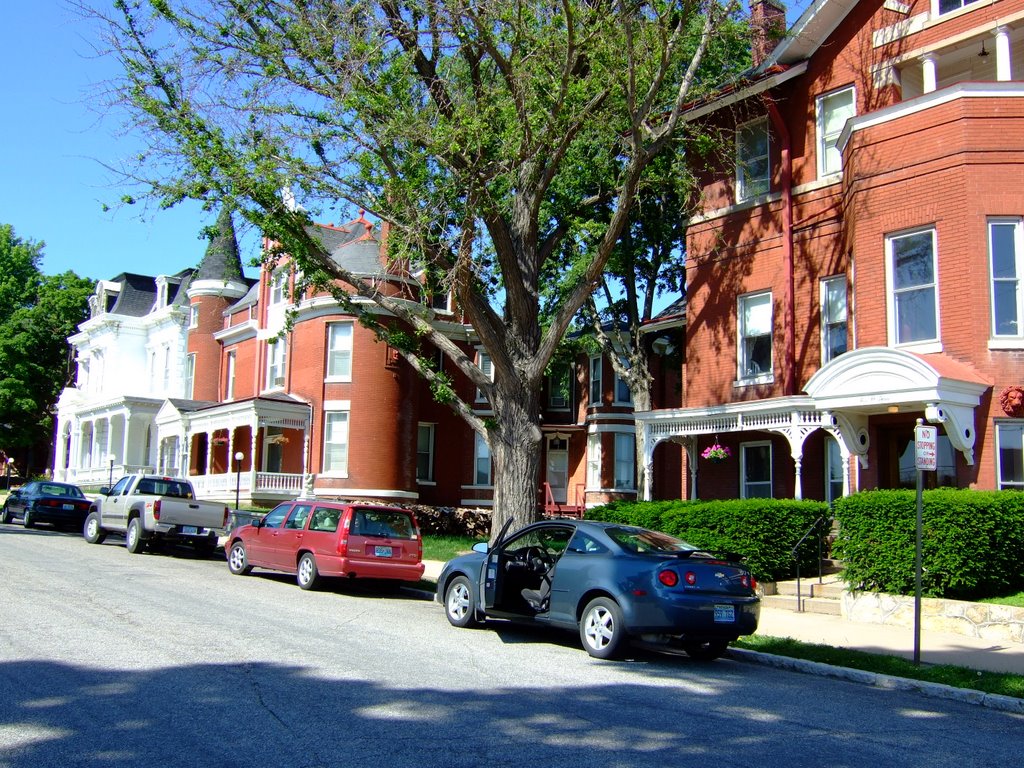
[727,648,1024,714]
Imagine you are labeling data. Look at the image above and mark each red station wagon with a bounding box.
[225,500,425,589]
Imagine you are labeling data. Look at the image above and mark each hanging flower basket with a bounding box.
[701,443,731,463]
[211,437,228,446]
[265,434,290,446]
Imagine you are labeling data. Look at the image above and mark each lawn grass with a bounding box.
[734,634,1024,700]
[422,534,481,563]
[978,592,1024,609]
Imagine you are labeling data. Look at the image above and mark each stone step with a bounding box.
[772,580,845,599]
[761,594,843,616]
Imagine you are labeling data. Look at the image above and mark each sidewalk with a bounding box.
[422,560,1024,675]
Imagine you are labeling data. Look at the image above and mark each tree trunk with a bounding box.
[631,383,652,502]
[487,380,543,541]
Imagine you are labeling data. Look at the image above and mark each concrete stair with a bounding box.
[762,573,845,616]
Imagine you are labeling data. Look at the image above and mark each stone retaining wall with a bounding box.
[842,592,1024,645]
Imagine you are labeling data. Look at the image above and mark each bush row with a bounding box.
[832,489,1024,600]
[584,498,829,582]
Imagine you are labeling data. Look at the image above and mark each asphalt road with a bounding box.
[1,525,1021,768]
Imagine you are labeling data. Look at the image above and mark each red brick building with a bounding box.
[636,0,1024,502]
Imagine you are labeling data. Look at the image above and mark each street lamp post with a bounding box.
[108,458,114,489]
[234,452,244,511]
[5,457,12,491]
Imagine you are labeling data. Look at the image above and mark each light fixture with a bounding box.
[979,39,990,57]
[887,405,900,414]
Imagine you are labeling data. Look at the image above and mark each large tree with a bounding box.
[0,225,94,473]
[87,0,735,535]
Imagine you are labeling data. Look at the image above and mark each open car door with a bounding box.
[482,516,517,612]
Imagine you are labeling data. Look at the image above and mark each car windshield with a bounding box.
[39,484,85,498]
[605,526,698,555]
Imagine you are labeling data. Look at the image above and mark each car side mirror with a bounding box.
[472,541,488,554]
[99,487,110,496]
[253,518,264,529]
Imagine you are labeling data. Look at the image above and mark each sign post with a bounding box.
[913,420,937,664]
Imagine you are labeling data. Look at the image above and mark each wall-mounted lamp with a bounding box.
[887,405,900,414]
[979,39,989,58]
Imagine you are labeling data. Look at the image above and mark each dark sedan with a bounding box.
[437,519,760,660]
[1,482,93,530]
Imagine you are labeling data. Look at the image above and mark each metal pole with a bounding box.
[108,458,114,488]
[234,452,244,511]
[914,464,923,665]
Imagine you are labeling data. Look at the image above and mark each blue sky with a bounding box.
[3,1,815,283]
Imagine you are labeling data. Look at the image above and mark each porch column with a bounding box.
[686,440,699,501]
[839,439,852,499]
[995,27,1012,82]
[921,52,938,94]
[793,454,804,501]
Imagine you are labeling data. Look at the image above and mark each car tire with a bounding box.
[22,508,34,529]
[0,502,11,525]
[126,518,145,554]
[444,575,480,628]
[682,638,729,661]
[296,552,319,590]
[227,541,252,575]
[579,597,626,660]
[84,512,106,544]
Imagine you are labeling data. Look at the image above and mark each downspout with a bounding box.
[765,96,795,395]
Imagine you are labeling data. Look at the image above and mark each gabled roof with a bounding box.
[763,0,861,71]
[308,213,391,278]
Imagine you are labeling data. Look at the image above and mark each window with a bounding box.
[816,87,855,178]
[821,276,848,363]
[225,350,236,401]
[327,323,354,380]
[547,362,571,409]
[266,338,287,389]
[476,351,493,402]
[417,423,435,482]
[887,228,938,346]
[284,504,313,530]
[997,423,1024,490]
[937,0,981,14]
[474,433,492,485]
[262,503,291,529]
[614,433,635,490]
[161,346,170,391]
[736,117,769,200]
[741,442,772,498]
[185,353,196,399]
[738,291,773,381]
[825,435,844,504]
[614,363,632,405]
[323,411,349,474]
[587,433,601,487]
[589,357,603,406]
[990,219,1024,338]
[189,305,199,328]
[269,270,288,305]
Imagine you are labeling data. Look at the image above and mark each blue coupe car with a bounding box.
[436,519,761,660]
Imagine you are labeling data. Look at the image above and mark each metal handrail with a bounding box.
[790,516,827,613]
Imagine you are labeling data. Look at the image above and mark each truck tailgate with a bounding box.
[156,500,227,530]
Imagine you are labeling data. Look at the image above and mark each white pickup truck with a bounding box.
[83,474,230,555]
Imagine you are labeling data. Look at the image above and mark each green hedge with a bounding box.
[832,490,1024,600]
[586,498,829,582]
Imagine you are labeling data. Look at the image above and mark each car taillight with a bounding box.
[658,570,679,587]
[153,499,161,521]
[741,574,758,591]
[338,535,348,557]
[223,507,230,528]
[684,571,697,586]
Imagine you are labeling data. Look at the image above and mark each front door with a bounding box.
[546,437,569,504]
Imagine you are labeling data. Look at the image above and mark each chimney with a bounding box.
[750,0,786,69]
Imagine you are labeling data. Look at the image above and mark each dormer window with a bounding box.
[155,276,170,309]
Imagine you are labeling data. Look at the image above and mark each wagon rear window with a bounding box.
[352,509,416,539]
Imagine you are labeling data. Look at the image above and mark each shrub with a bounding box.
[586,498,828,582]
[832,489,1024,600]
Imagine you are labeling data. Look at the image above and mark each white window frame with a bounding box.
[613,362,632,406]
[737,290,773,384]
[185,353,196,399]
[161,345,170,391]
[189,304,199,329]
[589,356,603,407]
[326,322,354,381]
[820,275,848,364]
[225,350,236,401]
[613,432,636,491]
[322,410,350,476]
[586,433,602,488]
[740,441,773,499]
[885,227,940,350]
[934,0,982,17]
[989,218,1024,343]
[816,86,855,179]
[265,338,287,390]
[736,116,770,201]
[417,423,436,483]
[269,269,287,305]
[547,361,571,409]
[474,432,492,486]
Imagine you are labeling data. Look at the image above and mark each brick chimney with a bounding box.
[750,0,786,68]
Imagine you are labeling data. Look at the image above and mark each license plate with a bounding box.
[182,526,198,535]
[713,604,735,623]
[374,546,393,558]
[63,503,74,511]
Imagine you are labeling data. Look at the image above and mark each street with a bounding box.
[1,525,1021,768]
